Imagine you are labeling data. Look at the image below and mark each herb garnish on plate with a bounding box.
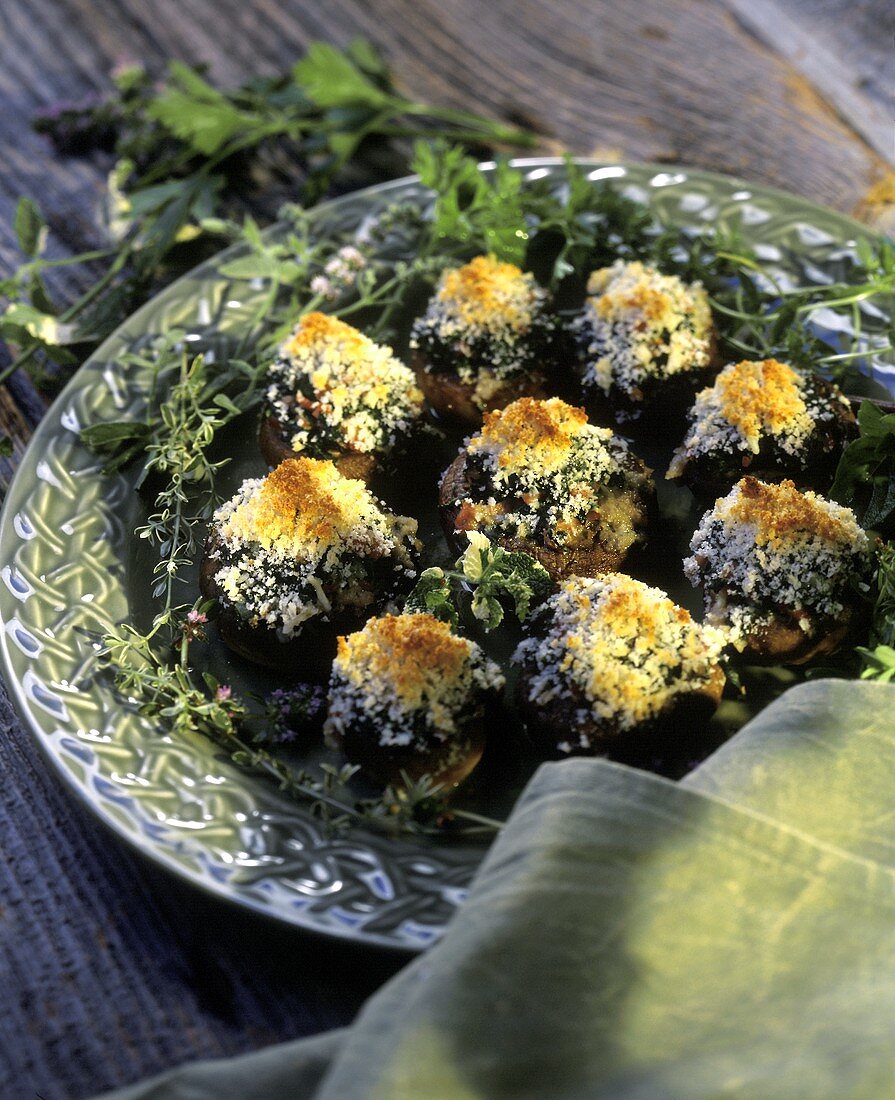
[6,50,895,834]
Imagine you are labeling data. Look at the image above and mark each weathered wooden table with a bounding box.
[1,2,892,1095]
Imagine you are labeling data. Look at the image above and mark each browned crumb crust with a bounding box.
[671,368,857,497]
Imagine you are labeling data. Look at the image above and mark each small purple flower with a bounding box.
[215,684,233,703]
[310,274,337,301]
[265,684,326,744]
[181,609,209,641]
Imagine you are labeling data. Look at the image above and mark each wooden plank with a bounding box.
[721,0,894,166]
[1,0,889,243]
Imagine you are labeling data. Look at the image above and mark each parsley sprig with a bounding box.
[406,533,552,630]
[831,400,895,536]
[3,40,534,396]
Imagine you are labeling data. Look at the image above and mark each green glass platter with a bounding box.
[1,160,892,952]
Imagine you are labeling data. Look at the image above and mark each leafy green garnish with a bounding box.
[414,142,528,265]
[404,567,459,627]
[3,41,534,395]
[460,533,552,629]
[80,420,154,474]
[14,197,46,258]
[857,543,895,679]
[831,400,895,534]
[405,534,552,632]
[146,61,260,157]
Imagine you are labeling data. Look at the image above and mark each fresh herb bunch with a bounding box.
[828,400,895,679]
[856,542,895,681]
[2,40,535,397]
[701,236,895,386]
[406,533,552,630]
[831,400,895,535]
[82,345,264,620]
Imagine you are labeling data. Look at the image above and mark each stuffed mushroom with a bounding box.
[260,312,426,482]
[667,358,856,494]
[439,397,652,581]
[684,476,874,664]
[574,259,718,431]
[410,254,559,426]
[324,612,505,787]
[200,457,419,671]
[513,573,726,759]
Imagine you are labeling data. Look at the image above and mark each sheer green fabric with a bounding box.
[103,681,895,1100]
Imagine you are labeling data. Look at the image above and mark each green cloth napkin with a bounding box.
[102,680,895,1099]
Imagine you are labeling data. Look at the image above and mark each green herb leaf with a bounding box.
[831,400,895,534]
[414,142,528,265]
[14,196,46,258]
[81,420,152,450]
[486,549,553,621]
[293,42,393,110]
[147,61,257,156]
[858,644,895,681]
[461,533,551,629]
[1,302,67,345]
[404,567,458,627]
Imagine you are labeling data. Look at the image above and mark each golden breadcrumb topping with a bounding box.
[578,260,714,397]
[717,359,807,443]
[724,476,862,550]
[469,397,589,477]
[338,615,473,712]
[436,255,537,335]
[280,311,367,360]
[326,613,505,745]
[514,574,725,734]
[268,312,423,456]
[220,458,391,557]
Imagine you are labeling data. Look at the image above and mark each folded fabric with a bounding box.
[685,679,895,866]
[101,680,895,1099]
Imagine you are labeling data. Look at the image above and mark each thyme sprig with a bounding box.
[104,608,501,837]
[83,346,264,613]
